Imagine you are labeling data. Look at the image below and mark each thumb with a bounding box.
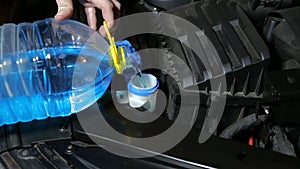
[55,0,74,20]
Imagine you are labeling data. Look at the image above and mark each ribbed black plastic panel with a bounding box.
[131,0,269,102]
[164,0,269,97]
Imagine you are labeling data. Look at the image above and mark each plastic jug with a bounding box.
[0,18,138,126]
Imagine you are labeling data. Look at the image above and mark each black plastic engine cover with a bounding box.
[124,0,271,129]
[264,6,300,69]
[164,0,270,96]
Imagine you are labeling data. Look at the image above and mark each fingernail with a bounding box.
[99,26,106,37]
[56,8,66,16]
[107,21,114,29]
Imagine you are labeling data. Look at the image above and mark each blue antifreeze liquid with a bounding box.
[0,19,114,126]
[0,46,114,126]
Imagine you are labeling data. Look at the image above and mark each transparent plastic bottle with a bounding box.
[0,18,135,126]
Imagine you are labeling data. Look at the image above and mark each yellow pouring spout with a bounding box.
[103,21,126,74]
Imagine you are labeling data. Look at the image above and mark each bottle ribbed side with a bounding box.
[0,18,112,126]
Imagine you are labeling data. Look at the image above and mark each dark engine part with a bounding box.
[165,0,269,98]
[127,0,270,107]
[125,0,270,126]
[126,0,300,162]
[264,7,300,70]
[248,0,300,11]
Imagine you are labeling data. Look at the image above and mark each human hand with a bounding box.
[55,0,121,36]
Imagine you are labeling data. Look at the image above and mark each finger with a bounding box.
[55,0,73,20]
[85,7,97,30]
[93,0,114,24]
[111,0,121,19]
[99,25,106,37]
[99,21,113,37]
[94,0,120,36]
[111,0,121,11]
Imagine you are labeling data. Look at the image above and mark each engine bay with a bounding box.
[0,0,300,168]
